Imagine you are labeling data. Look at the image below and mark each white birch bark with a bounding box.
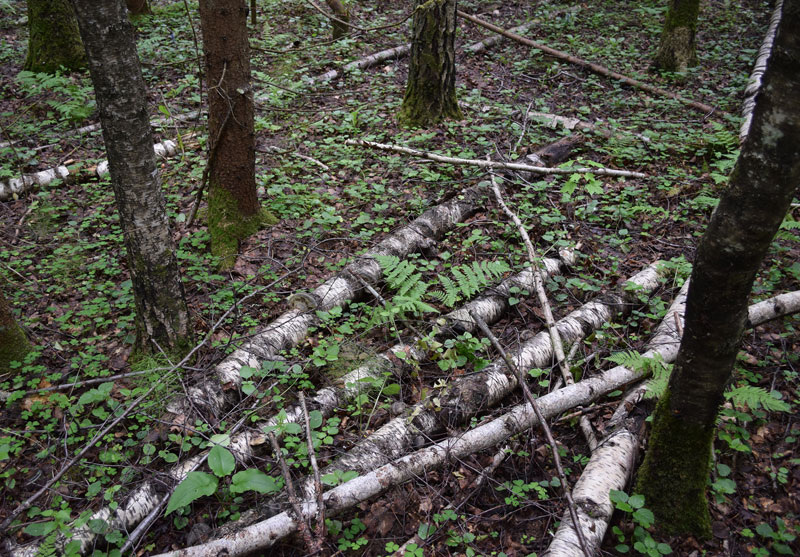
[544,286,800,557]
[740,0,783,143]
[149,282,689,557]
[168,185,485,419]
[0,139,181,201]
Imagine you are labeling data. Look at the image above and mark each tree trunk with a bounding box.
[24,0,85,73]
[0,282,30,374]
[199,0,272,269]
[653,0,700,71]
[325,0,350,39]
[69,0,192,357]
[636,0,800,538]
[398,0,462,127]
[126,0,152,16]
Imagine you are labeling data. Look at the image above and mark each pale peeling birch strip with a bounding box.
[740,0,783,143]
[150,281,690,557]
[169,185,486,420]
[544,286,800,556]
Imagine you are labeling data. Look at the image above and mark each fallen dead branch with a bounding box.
[544,286,800,556]
[345,138,647,178]
[0,138,184,200]
[740,0,783,142]
[458,10,726,118]
[150,280,689,557]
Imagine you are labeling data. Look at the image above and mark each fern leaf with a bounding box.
[725,385,791,412]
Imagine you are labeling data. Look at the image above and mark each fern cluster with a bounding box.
[371,255,510,324]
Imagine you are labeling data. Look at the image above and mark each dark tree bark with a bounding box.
[0,280,30,374]
[325,0,350,39]
[126,0,152,16]
[24,0,85,73]
[199,0,274,269]
[398,0,462,128]
[653,0,700,71]
[69,0,192,357]
[636,0,800,537]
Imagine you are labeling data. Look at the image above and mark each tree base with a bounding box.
[208,186,278,270]
[635,391,714,538]
[654,27,697,72]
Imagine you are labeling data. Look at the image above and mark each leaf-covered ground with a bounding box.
[0,0,798,555]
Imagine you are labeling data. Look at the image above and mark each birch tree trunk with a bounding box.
[199,0,273,269]
[636,0,800,537]
[653,0,700,71]
[398,0,462,127]
[24,0,85,73]
[69,0,192,356]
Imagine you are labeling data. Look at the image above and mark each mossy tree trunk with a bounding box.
[126,0,152,16]
[653,0,700,71]
[70,0,192,357]
[0,283,30,374]
[199,0,273,269]
[636,0,800,538]
[398,0,462,128]
[24,0,85,73]
[325,0,350,39]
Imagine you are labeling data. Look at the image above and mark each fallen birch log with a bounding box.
[0,138,182,201]
[458,11,726,118]
[543,287,800,557]
[151,278,688,557]
[214,262,663,536]
[345,138,647,178]
[464,21,535,54]
[740,0,783,143]
[168,185,486,421]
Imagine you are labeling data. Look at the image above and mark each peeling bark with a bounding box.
[167,185,486,421]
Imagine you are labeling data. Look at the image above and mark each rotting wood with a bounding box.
[740,0,783,143]
[346,138,647,178]
[458,10,726,118]
[0,138,183,200]
[147,281,692,557]
[544,286,800,556]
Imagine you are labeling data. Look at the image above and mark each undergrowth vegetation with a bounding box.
[0,0,797,556]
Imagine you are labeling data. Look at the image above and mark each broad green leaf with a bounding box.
[308,410,323,430]
[23,521,57,536]
[230,469,279,495]
[417,523,435,540]
[208,445,235,477]
[165,471,218,515]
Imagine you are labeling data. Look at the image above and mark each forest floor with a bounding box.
[0,0,798,556]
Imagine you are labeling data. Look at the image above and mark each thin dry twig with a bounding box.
[468,309,591,557]
[346,138,646,178]
[299,393,326,549]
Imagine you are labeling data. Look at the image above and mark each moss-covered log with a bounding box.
[0,284,30,374]
[398,0,462,127]
[653,0,700,71]
[24,0,85,73]
[636,0,800,537]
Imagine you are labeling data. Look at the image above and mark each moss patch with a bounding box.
[24,0,86,73]
[635,390,714,538]
[208,185,278,270]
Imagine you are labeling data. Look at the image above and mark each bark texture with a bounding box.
[70,0,192,356]
[398,0,462,127]
[199,0,268,268]
[653,0,700,71]
[637,0,800,537]
[126,0,152,16]
[0,284,30,374]
[24,0,85,73]
[325,0,350,39]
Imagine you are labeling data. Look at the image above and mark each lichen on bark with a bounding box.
[653,0,700,72]
[24,0,86,73]
[398,0,462,127]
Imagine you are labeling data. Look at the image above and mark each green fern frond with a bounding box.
[606,351,671,399]
[431,275,459,307]
[725,385,791,412]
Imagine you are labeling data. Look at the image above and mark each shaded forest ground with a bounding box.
[0,0,798,555]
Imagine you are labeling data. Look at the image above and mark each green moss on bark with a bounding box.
[635,390,714,538]
[0,289,30,375]
[208,184,277,270]
[24,0,86,73]
[653,0,700,72]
